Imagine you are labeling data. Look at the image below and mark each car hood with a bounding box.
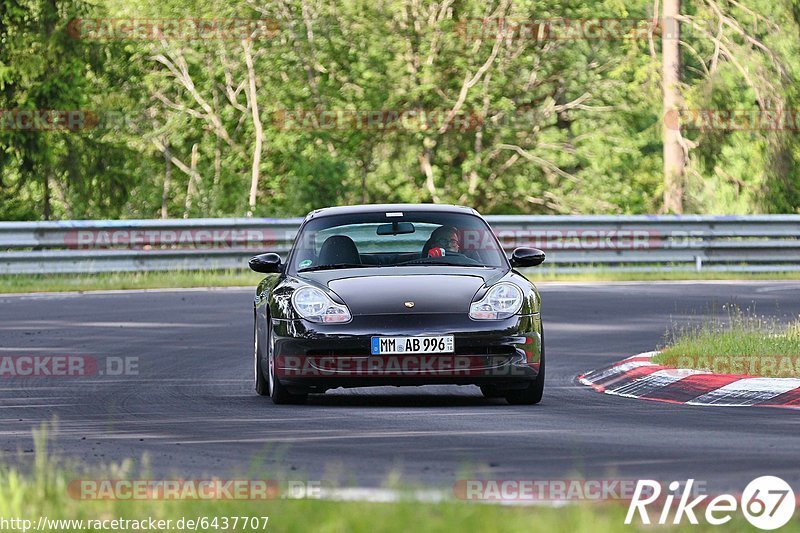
[301,267,507,316]
[329,274,484,315]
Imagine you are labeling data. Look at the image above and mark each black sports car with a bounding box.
[249,204,546,405]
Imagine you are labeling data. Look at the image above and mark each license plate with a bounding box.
[371,336,454,355]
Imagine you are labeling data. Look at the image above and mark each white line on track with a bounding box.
[0,286,254,299]
[579,359,656,383]
[608,368,706,397]
[688,377,800,406]
[302,487,570,507]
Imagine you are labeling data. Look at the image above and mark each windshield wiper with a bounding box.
[298,263,371,272]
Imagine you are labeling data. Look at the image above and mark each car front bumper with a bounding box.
[270,313,542,392]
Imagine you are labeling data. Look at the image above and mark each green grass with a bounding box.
[0,425,791,532]
[0,268,798,294]
[0,270,264,293]
[525,268,800,282]
[1,479,640,533]
[654,308,800,377]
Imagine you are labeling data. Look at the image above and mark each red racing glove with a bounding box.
[428,247,446,258]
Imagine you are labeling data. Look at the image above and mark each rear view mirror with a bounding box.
[377,222,415,236]
[249,252,282,273]
[510,247,546,268]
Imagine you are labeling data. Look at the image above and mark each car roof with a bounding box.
[305,203,479,220]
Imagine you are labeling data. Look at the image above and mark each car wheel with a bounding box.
[254,315,268,396]
[505,326,545,405]
[267,316,307,405]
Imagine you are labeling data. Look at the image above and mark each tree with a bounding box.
[662,0,684,213]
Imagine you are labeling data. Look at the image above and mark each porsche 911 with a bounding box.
[249,204,546,405]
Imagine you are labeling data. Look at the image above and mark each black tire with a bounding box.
[505,326,545,405]
[266,316,307,405]
[479,385,504,398]
[254,316,268,396]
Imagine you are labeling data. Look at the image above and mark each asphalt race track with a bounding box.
[1,282,799,494]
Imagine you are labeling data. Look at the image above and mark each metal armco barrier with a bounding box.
[0,215,798,274]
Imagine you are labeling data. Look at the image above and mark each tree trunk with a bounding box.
[161,139,172,219]
[213,92,222,215]
[183,143,199,218]
[43,172,51,221]
[419,138,440,203]
[52,174,71,219]
[243,42,263,217]
[213,135,222,214]
[662,0,685,214]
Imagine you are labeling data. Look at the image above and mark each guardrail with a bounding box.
[0,215,798,274]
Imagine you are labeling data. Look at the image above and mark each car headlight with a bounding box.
[291,286,352,323]
[469,282,523,320]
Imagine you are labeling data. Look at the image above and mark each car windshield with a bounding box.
[290,211,508,272]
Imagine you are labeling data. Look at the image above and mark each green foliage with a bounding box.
[2,0,800,220]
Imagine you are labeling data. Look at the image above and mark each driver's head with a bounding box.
[429,225,460,253]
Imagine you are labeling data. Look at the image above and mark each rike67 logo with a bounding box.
[626,477,795,530]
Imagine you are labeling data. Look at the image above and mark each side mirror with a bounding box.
[249,253,282,274]
[510,247,546,268]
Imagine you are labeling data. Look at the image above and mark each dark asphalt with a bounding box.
[1,282,799,493]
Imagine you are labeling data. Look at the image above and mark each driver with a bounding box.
[425,225,460,256]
